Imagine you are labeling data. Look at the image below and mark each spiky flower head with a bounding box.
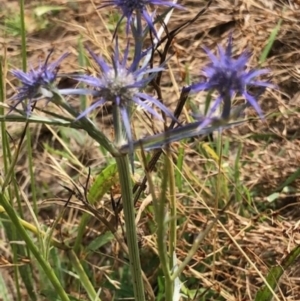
[10,51,69,115]
[191,35,273,122]
[74,39,177,158]
[100,0,183,37]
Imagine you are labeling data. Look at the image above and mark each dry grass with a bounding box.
[1,0,300,300]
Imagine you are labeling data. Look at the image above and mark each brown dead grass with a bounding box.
[1,0,300,300]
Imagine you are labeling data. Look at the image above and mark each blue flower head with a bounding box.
[191,35,274,122]
[74,39,177,165]
[100,0,183,37]
[10,50,69,115]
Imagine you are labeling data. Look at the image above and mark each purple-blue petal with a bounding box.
[86,47,111,74]
[98,0,184,37]
[74,75,103,87]
[243,69,269,82]
[243,91,264,118]
[203,46,219,66]
[48,52,70,72]
[136,92,178,122]
[196,96,223,129]
[132,96,164,121]
[75,98,106,120]
[190,35,274,120]
[10,51,68,114]
[232,52,249,70]
[190,81,211,92]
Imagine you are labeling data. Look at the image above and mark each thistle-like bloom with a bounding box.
[74,40,177,165]
[100,0,183,37]
[10,51,69,115]
[191,35,273,124]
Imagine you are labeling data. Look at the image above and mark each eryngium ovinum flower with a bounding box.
[190,35,274,128]
[99,0,183,37]
[74,40,177,165]
[10,51,69,115]
[120,36,275,152]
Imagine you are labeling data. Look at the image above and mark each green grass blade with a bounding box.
[1,50,37,301]
[78,37,87,111]
[0,193,69,301]
[87,231,115,252]
[259,17,282,64]
[88,163,118,204]
[255,245,300,301]
[234,143,242,203]
[18,0,38,215]
[0,193,70,301]
[68,250,102,301]
[0,272,11,301]
[175,145,184,192]
[275,167,300,192]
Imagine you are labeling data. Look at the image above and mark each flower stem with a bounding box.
[146,154,173,299]
[68,250,102,301]
[51,89,120,157]
[221,92,232,119]
[113,105,145,300]
[115,155,146,301]
[167,150,177,270]
[0,204,100,300]
[171,217,218,281]
[132,10,143,71]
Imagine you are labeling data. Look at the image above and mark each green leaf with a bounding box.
[88,163,118,204]
[0,273,11,301]
[275,167,300,192]
[40,289,59,301]
[34,6,65,17]
[266,192,280,203]
[73,163,118,253]
[60,127,87,146]
[255,245,300,301]
[87,231,115,251]
[0,114,73,126]
[259,17,282,64]
[175,145,184,192]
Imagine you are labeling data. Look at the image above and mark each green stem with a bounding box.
[20,0,38,214]
[52,89,120,157]
[115,155,146,301]
[0,61,21,301]
[26,131,37,213]
[158,155,173,299]
[0,193,70,301]
[171,217,218,281]
[147,155,172,299]
[133,10,143,71]
[68,250,101,301]
[73,214,89,254]
[112,104,145,300]
[1,45,37,301]
[167,150,177,270]
[0,204,99,300]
